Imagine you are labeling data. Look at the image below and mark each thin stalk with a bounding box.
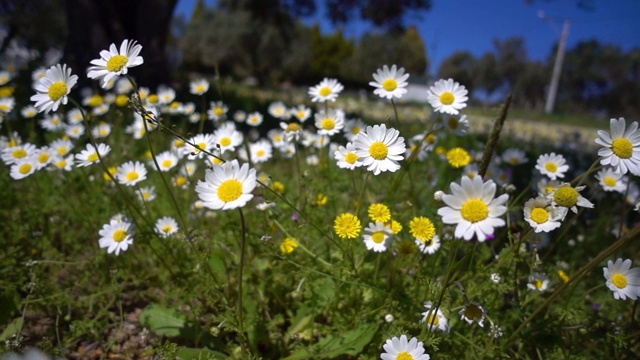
[237,208,249,355]
[479,95,511,178]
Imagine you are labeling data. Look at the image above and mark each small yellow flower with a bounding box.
[316,193,328,206]
[447,147,471,168]
[0,86,14,98]
[272,181,285,194]
[410,216,436,242]
[280,237,299,254]
[557,270,570,283]
[103,166,117,182]
[388,220,403,234]
[368,203,391,223]
[334,213,361,239]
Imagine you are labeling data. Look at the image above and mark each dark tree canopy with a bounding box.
[327,0,432,31]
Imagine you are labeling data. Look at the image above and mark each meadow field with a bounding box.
[1,41,639,360]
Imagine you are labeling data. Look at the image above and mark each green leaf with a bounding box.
[176,347,228,360]
[285,305,315,343]
[283,323,379,360]
[0,317,24,342]
[140,304,187,337]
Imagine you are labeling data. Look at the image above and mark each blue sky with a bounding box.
[175,0,640,75]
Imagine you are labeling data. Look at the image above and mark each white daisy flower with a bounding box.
[437,176,509,242]
[536,178,561,197]
[308,77,343,102]
[380,334,430,360]
[2,142,37,165]
[444,114,470,136]
[548,183,594,219]
[189,78,209,95]
[67,108,84,124]
[415,235,441,254]
[343,118,366,142]
[314,109,345,136]
[155,216,179,238]
[92,122,112,139]
[155,150,179,172]
[596,118,640,176]
[405,133,436,161]
[75,143,111,167]
[280,121,303,143]
[207,101,228,121]
[157,86,176,105]
[249,140,273,163]
[595,167,627,193]
[523,197,563,233]
[10,157,38,180]
[353,124,405,176]
[603,258,640,300]
[183,133,215,160]
[535,152,569,180]
[421,301,449,333]
[87,39,144,88]
[502,148,528,166]
[527,272,549,292]
[39,114,65,132]
[0,97,14,114]
[369,64,410,100]
[116,161,147,186]
[20,105,38,118]
[245,111,263,127]
[362,221,392,252]
[30,64,78,113]
[137,186,156,202]
[334,142,362,170]
[268,101,288,119]
[290,104,311,122]
[50,138,73,157]
[427,78,468,115]
[195,159,257,210]
[65,124,85,139]
[459,302,487,327]
[34,146,53,170]
[49,155,74,172]
[98,219,134,255]
[213,125,244,154]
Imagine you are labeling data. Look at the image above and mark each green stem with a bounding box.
[237,207,249,355]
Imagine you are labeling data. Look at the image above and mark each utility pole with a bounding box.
[545,19,570,114]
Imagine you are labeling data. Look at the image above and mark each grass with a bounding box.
[1,71,639,360]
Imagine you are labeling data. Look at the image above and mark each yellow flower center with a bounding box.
[530,207,549,224]
[535,279,544,290]
[345,152,358,164]
[351,126,361,135]
[382,79,398,92]
[106,54,129,72]
[219,137,232,147]
[371,231,386,244]
[175,176,187,187]
[142,192,151,200]
[126,171,139,182]
[611,138,633,159]
[218,179,243,202]
[321,118,335,130]
[460,199,489,223]
[612,273,627,289]
[88,95,103,107]
[603,176,617,187]
[464,304,483,320]
[448,117,459,129]
[38,153,50,164]
[196,84,205,93]
[285,123,301,132]
[56,160,67,169]
[113,229,127,242]
[256,150,266,157]
[319,87,332,97]
[214,107,224,116]
[369,141,388,160]
[88,152,99,162]
[553,186,579,207]
[162,225,173,234]
[439,91,455,105]
[116,94,129,107]
[0,104,10,112]
[19,163,32,174]
[148,94,159,104]
[396,352,414,360]
[195,142,207,153]
[426,313,440,326]
[48,82,68,101]
[162,159,173,168]
[544,161,558,173]
[13,149,27,159]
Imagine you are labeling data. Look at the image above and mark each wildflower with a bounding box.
[603,258,640,300]
[75,143,111,167]
[308,77,343,102]
[189,78,209,95]
[65,124,85,139]
[502,148,528,165]
[363,221,392,252]
[535,152,569,180]
[116,161,147,186]
[0,97,14,114]
[595,118,640,176]
[10,157,38,180]
[353,124,405,176]
[334,213,362,239]
[87,39,144,88]
[2,143,36,165]
[290,104,311,122]
[384,314,395,323]
[245,111,263,126]
[184,133,215,160]
[157,86,176,105]
[137,186,156,202]
[50,155,73,172]
[343,118,366,141]
[280,237,299,254]
[437,176,509,242]
[368,203,391,223]
[316,193,328,206]
[195,159,257,210]
[595,167,627,193]
[21,105,38,118]
[459,302,487,327]
[421,302,450,333]
[92,122,112,139]
[549,183,594,219]
[369,64,409,100]
[155,150,179,172]
[444,114,470,136]
[490,273,501,284]
[34,147,53,170]
[380,335,430,360]
[30,64,78,113]
[213,125,244,154]
[446,147,471,168]
[249,140,273,163]
[409,216,436,243]
[280,121,303,143]
[314,109,345,136]
[527,272,549,292]
[427,78,468,115]
[99,218,134,255]
[207,101,228,121]
[389,220,403,235]
[155,216,179,238]
[557,269,570,283]
[523,197,563,233]
[268,101,288,119]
